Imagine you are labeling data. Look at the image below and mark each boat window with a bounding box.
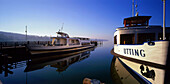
[137,33,155,44]
[120,34,135,44]
[57,39,60,44]
[114,35,117,44]
[71,40,74,43]
[158,33,163,40]
[158,33,170,40]
[76,40,80,44]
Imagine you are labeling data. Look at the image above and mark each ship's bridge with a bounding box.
[124,16,151,27]
[56,32,69,38]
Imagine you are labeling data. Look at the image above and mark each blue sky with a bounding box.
[0,0,170,40]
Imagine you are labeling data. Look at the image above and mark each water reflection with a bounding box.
[0,53,27,77]
[25,48,94,72]
[0,47,95,77]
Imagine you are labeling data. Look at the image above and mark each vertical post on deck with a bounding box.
[163,0,166,40]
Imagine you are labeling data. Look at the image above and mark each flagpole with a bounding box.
[163,0,166,40]
[25,26,27,42]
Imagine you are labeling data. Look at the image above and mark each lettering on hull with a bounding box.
[124,48,145,57]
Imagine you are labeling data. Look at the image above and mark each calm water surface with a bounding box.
[0,41,116,84]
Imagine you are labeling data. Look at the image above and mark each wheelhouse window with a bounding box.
[120,34,135,44]
[114,35,117,44]
[137,33,155,44]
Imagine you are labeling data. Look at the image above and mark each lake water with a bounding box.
[0,41,118,84]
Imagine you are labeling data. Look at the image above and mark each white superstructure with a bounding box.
[113,16,170,66]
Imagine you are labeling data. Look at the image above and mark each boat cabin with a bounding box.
[51,32,80,46]
[114,16,170,45]
[50,32,91,46]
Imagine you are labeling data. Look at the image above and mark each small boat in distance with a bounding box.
[26,31,95,55]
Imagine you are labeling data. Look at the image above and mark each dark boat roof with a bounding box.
[56,32,69,38]
[124,16,151,24]
[57,32,68,35]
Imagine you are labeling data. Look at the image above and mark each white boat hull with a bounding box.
[111,56,152,84]
[113,41,169,66]
[27,45,94,55]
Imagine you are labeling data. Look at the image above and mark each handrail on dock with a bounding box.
[0,41,51,50]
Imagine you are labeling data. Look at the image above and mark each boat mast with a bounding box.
[163,0,166,40]
[132,0,134,17]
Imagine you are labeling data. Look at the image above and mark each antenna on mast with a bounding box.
[61,23,64,32]
[135,1,139,16]
[132,0,134,17]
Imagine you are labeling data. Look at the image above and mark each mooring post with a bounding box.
[15,42,17,49]
[0,53,2,74]
[27,41,29,45]
[0,42,2,51]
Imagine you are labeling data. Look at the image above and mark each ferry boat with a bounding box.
[111,1,170,83]
[111,17,170,83]
[26,32,95,55]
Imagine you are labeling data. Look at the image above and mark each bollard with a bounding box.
[27,41,29,44]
